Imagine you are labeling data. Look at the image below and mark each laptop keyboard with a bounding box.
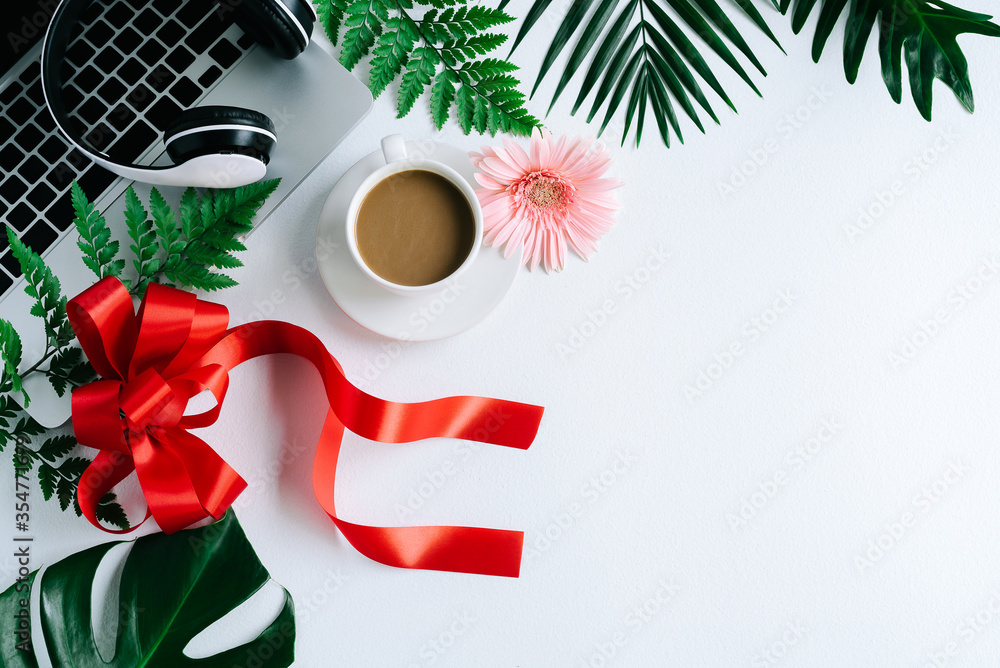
[0,0,256,299]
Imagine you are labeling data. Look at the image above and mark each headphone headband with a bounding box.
[40,0,311,188]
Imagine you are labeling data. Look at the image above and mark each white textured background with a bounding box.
[5,0,1000,666]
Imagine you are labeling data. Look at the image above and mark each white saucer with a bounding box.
[316,141,522,341]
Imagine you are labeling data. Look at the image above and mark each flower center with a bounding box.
[519,172,575,211]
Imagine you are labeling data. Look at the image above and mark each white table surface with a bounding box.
[5,1,1000,665]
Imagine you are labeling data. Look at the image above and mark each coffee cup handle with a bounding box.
[381,134,407,164]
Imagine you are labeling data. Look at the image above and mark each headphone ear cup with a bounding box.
[233,0,314,60]
[163,106,277,165]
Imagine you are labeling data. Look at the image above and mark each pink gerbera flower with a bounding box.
[470,131,621,273]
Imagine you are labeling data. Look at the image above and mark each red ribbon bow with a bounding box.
[68,278,543,577]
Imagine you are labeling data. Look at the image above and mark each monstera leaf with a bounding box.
[0,512,294,667]
[783,0,1000,120]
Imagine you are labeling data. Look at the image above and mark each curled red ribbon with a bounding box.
[67,277,543,577]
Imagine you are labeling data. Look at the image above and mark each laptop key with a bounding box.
[157,19,186,46]
[170,77,201,106]
[153,0,184,16]
[97,78,128,104]
[165,46,196,73]
[73,65,103,92]
[47,162,78,191]
[85,123,117,152]
[237,33,255,50]
[84,20,115,46]
[147,97,183,131]
[209,39,241,68]
[94,49,122,75]
[176,1,213,28]
[21,222,58,256]
[78,164,118,199]
[26,183,56,211]
[134,8,161,35]
[187,16,230,55]
[81,2,104,24]
[39,136,70,163]
[108,103,138,131]
[146,67,176,93]
[105,1,134,29]
[138,40,168,67]
[0,118,14,144]
[198,65,222,88]
[45,191,77,231]
[127,84,155,112]
[18,61,41,86]
[20,156,48,183]
[67,40,97,67]
[112,27,143,53]
[26,81,45,106]
[119,58,147,86]
[0,82,22,106]
[0,176,29,205]
[6,203,36,234]
[78,97,109,124]
[0,272,12,298]
[34,108,57,133]
[14,125,44,153]
[109,121,157,163]
[9,98,36,125]
[63,85,85,111]
[0,252,20,278]
[0,145,23,173]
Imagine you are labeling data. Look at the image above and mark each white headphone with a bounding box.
[40,0,317,188]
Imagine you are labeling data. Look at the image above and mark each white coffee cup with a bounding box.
[345,135,483,296]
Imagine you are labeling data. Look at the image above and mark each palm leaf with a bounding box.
[783,0,1000,120]
[510,0,781,147]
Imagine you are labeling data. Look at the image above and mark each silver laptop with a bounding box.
[0,0,372,428]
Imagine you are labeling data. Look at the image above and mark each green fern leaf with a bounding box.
[397,46,439,117]
[71,181,123,281]
[0,319,27,405]
[430,70,457,129]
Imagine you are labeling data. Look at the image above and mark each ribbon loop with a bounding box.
[68,277,544,577]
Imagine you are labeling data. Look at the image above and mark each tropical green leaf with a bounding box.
[784,0,1000,120]
[316,0,538,134]
[0,512,295,667]
[509,0,777,146]
[0,320,27,405]
[71,181,125,282]
[36,435,76,463]
[6,227,72,349]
